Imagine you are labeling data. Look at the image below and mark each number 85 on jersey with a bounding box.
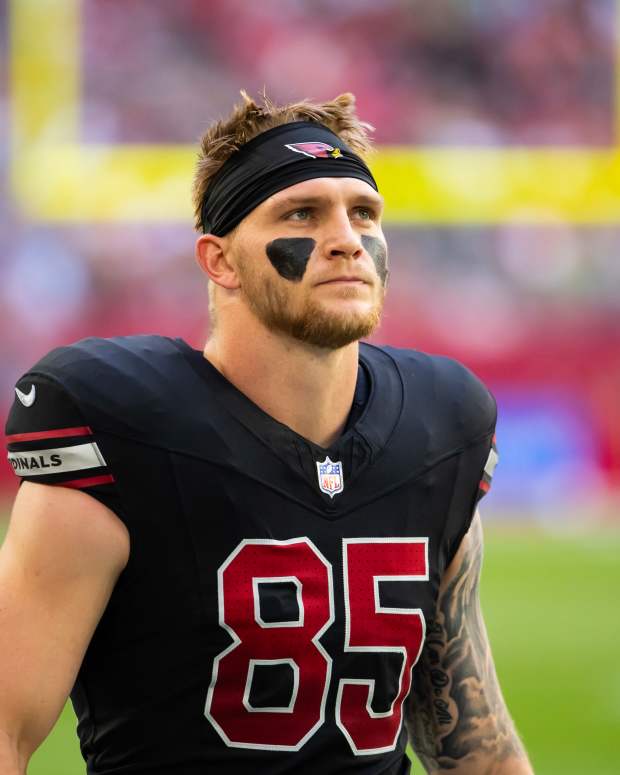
[205,536,428,755]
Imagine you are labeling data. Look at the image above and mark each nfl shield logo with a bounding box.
[316,456,344,498]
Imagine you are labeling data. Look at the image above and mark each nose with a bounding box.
[323,211,363,261]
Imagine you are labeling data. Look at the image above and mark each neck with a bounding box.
[204,317,360,448]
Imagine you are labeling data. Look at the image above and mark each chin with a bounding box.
[289,304,383,350]
[324,298,383,326]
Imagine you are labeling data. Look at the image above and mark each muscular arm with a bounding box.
[406,512,533,774]
[0,483,129,774]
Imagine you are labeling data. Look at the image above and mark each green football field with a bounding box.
[1,511,619,775]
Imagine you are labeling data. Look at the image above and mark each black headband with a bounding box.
[200,121,378,236]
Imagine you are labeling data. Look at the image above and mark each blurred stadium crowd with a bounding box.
[1,0,619,512]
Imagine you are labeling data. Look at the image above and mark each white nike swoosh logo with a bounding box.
[15,385,36,407]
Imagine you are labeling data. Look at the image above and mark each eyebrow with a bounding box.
[271,192,384,210]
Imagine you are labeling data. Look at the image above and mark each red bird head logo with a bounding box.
[285,142,343,159]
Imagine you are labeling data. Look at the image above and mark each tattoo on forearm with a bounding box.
[406,517,529,772]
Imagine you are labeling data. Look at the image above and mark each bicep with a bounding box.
[0,482,129,758]
[406,511,526,773]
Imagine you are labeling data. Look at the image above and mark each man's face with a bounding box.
[225,177,388,349]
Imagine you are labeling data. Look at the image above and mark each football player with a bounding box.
[0,92,533,774]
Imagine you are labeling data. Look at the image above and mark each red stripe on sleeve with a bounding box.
[479,479,491,493]
[6,426,93,443]
[57,474,115,489]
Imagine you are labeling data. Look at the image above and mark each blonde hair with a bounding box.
[192,91,374,231]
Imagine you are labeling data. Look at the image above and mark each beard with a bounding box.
[240,271,385,350]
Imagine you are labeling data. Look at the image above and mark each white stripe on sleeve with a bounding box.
[7,442,108,477]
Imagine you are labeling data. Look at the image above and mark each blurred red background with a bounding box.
[1,0,618,515]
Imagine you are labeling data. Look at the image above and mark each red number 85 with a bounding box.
[205,537,428,755]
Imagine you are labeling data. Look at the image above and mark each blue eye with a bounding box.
[288,208,310,221]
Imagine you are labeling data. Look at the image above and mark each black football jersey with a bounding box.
[5,336,498,775]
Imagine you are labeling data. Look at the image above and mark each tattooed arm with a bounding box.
[406,511,533,774]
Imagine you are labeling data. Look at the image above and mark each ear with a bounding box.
[195,234,241,290]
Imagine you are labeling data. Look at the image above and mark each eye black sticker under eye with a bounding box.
[361,235,389,285]
[266,238,316,282]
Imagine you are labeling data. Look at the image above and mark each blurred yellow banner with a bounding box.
[9,0,620,223]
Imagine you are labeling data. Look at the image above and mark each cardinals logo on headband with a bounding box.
[285,142,343,159]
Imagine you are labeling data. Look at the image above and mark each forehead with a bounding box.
[263,176,383,210]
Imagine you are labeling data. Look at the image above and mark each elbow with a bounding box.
[0,724,36,775]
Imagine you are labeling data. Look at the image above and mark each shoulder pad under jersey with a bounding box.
[360,343,497,461]
[18,335,205,445]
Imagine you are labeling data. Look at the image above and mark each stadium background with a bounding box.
[1,0,619,772]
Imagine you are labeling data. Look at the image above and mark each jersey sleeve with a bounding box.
[441,428,499,570]
[477,433,498,502]
[5,373,123,515]
[432,354,499,570]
